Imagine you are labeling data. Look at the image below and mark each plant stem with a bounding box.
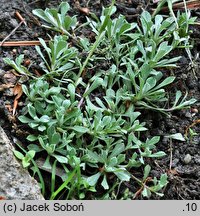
[131,174,163,197]
[0,21,24,46]
[75,0,116,86]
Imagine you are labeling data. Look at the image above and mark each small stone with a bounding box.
[33,33,39,38]
[0,69,5,77]
[24,59,31,66]
[181,73,187,80]
[9,18,18,29]
[196,170,200,177]
[191,108,198,113]
[192,137,200,145]
[17,102,24,106]
[4,100,11,105]
[4,88,14,96]
[12,49,17,54]
[169,128,176,134]
[150,170,160,178]
[162,137,169,144]
[186,76,197,89]
[174,150,180,155]
[78,7,90,15]
[23,50,30,55]
[3,70,18,85]
[194,155,200,164]
[171,158,179,167]
[185,112,192,118]
[184,154,192,164]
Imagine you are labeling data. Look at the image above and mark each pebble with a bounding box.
[174,150,180,155]
[4,89,14,97]
[183,154,192,164]
[23,50,30,55]
[194,155,200,164]
[186,76,197,89]
[24,59,31,66]
[9,18,18,28]
[4,100,11,105]
[17,102,24,106]
[191,108,198,113]
[197,170,200,178]
[185,112,192,118]
[171,158,179,168]
[162,137,169,144]
[0,69,5,77]
[181,73,187,80]
[192,137,200,145]
[12,49,17,54]
[169,128,176,134]
[150,170,160,178]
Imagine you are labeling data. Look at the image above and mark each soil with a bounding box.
[0,0,200,200]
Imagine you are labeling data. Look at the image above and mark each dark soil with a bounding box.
[0,0,200,200]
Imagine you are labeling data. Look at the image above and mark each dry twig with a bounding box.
[0,40,49,47]
[157,0,200,12]
[0,11,27,47]
[0,21,24,47]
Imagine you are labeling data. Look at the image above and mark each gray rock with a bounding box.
[192,137,200,145]
[183,154,192,164]
[185,112,192,118]
[194,155,200,164]
[0,126,44,200]
[171,158,179,168]
[0,69,5,77]
[162,137,169,144]
[0,12,18,30]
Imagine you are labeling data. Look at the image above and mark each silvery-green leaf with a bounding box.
[142,188,151,198]
[53,155,68,164]
[72,126,89,133]
[143,165,151,180]
[18,116,32,123]
[13,150,24,160]
[114,169,130,181]
[40,115,50,123]
[109,143,125,158]
[87,172,101,186]
[27,150,36,159]
[165,133,185,141]
[149,151,166,158]
[101,175,109,190]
